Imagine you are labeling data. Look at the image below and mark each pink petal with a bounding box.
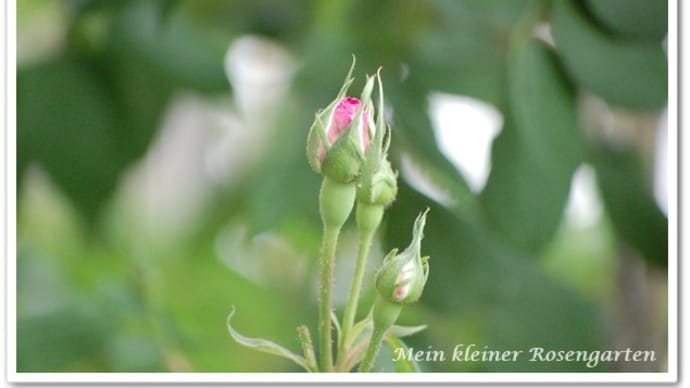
[328,97,360,145]
[361,109,371,153]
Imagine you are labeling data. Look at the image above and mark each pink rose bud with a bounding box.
[306,57,376,183]
[318,97,362,160]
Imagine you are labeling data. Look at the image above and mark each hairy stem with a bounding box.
[359,326,385,372]
[337,202,383,369]
[318,225,339,372]
[317,177,356,372]
[360,296,402,372]
[338,232,374,350]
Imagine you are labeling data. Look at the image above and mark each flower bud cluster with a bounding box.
[306,59,398,207]
[305,58,431,373]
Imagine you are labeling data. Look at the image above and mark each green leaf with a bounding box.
[508,41,583,175]
[18,58,123,221]
[389,323,427,339]
[384,335,421,372]
[551,0,667,111]
[341,331,370,371]
[344,313,372,350]
[590,144,667,268]
[583,0,667,41]
[18,49,171,222]
[339,317,426,372]
[481,41,582,253]
[342,317,425,369]
[107,0,229,93]
[104,40,172,164]
[411,0,538,105]
[226,306,315,372]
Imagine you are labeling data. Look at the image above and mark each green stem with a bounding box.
[337,203,383,369]
[359,296,402,372]
[317,177,356,372]
[339,232,374,344]
[359,326,385,372]
[318,225,339,372]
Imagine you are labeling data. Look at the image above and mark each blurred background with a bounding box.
[17,0,669,372]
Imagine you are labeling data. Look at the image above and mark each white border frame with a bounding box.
[4,0,678,384]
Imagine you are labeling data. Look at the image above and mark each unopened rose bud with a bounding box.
[374,209,430,304]
[358,157,398,207]
[357,69,398,207]
[306,58,376,183]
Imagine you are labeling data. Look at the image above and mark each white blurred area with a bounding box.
[654,110,669,215]
[564,165,603,228]
[427,92,503,193]
[207,35,296,185]
[398,93,503,209]
[117,35,295,241]
[224,35,297,129]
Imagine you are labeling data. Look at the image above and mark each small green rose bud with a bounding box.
[361,209,432,372]
[357,69,398,206]
[306,57,377,184]
[357,158,398,207]
[374,209,430,304]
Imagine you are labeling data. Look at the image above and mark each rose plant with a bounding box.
[227,57,431,372]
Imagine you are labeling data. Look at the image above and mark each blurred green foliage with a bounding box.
[17,0,668,372]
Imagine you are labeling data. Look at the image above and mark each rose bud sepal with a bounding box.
[306,58,356,176]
